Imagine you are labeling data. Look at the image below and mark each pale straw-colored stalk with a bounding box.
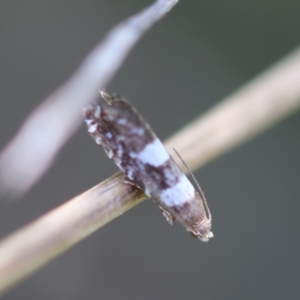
[0,47,300,296]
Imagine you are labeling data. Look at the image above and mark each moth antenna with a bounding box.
[173,148,211,221]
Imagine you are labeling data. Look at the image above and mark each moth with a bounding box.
[84,91,213,242]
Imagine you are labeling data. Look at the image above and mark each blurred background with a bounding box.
[0,0,300,299]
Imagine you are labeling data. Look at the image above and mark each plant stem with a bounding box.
[0,47,300,296]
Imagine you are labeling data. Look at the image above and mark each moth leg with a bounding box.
[123,176,144,192]
[159,206,176,225]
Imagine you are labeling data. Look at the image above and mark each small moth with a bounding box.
[84,91,213,242]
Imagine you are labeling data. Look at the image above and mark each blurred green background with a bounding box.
[0,1,300,299]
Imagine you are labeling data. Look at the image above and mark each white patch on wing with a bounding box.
[94,105,101,118]
[95,136,102,144]
[108,149,113,159]
[131,127,144,135]
[163,166,179,184]
[136,139,169,167]
[117,145,123,156]
[88,123,98,133]
[144,187,151,197]
[106,132,112,139]
[117,118,127,125]
[115,159,122,169]
[85,119,93,126]
[126,168,134,179]
[160,175,195,206]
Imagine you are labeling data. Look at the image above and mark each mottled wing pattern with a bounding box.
[84,92,213,241]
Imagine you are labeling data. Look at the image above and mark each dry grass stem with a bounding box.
[0,172,146,296]
[0,0,178,198]
[165,47,300,170]
[0,47,300,295]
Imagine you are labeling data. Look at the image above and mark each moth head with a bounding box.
[190,218,213,242]
[186,190,213,242]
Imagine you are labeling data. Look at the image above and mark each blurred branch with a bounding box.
[0,47,300,296]
[0,0,178,198]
